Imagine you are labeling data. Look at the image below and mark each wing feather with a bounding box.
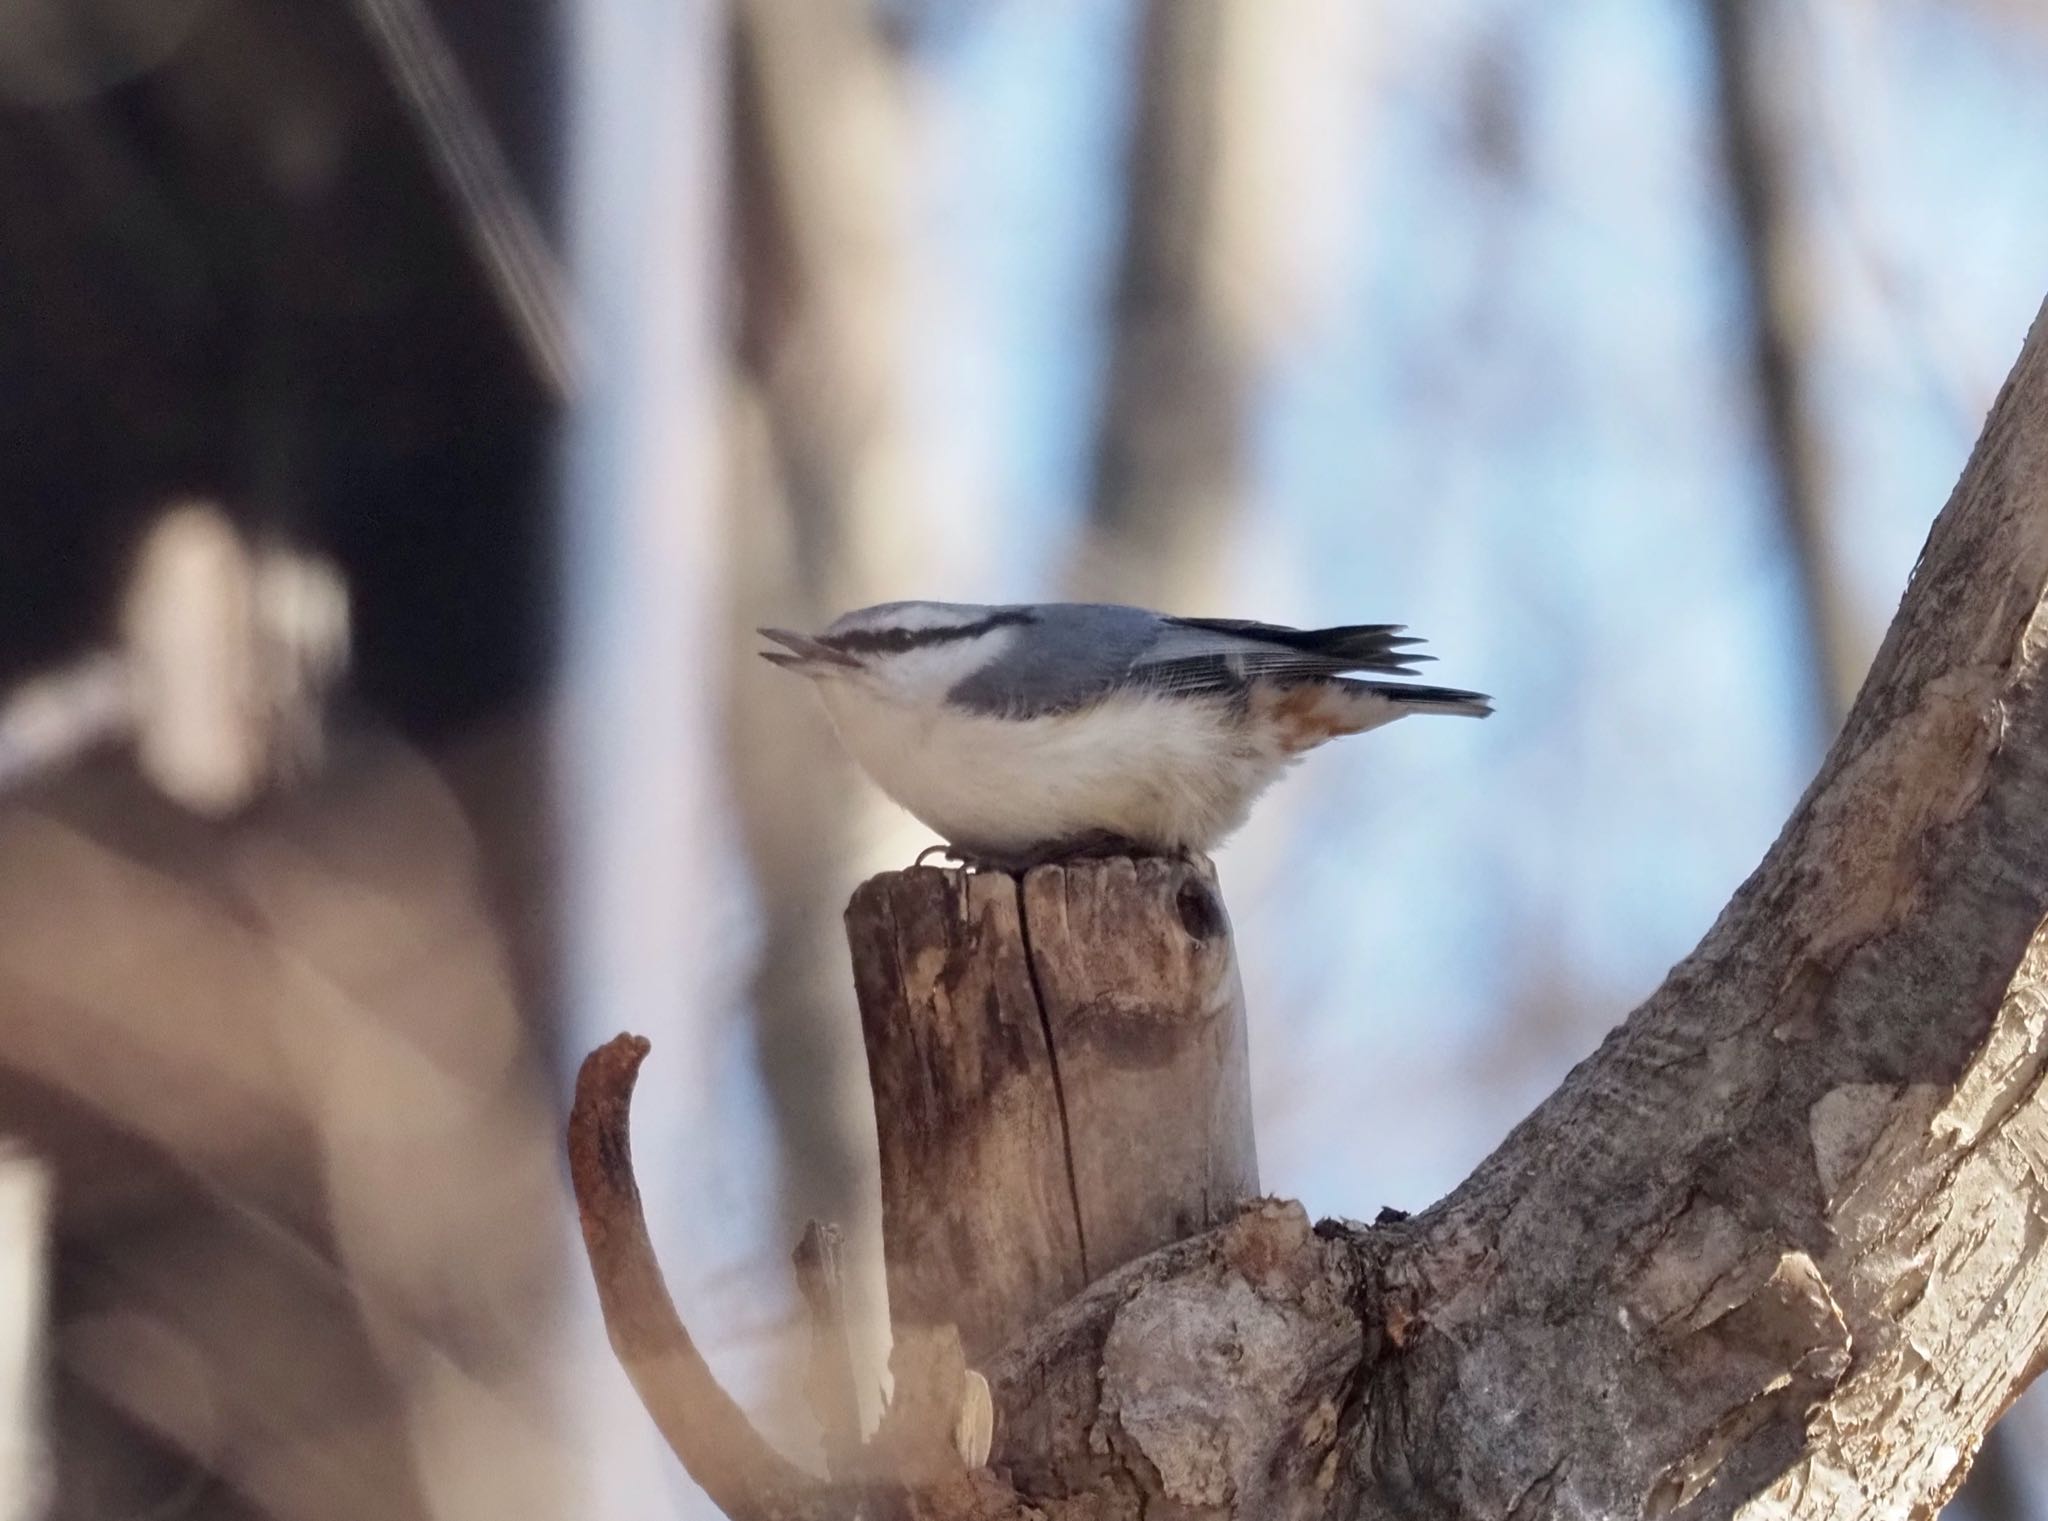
[1130,616,1437,696]
[944,604,1482,716]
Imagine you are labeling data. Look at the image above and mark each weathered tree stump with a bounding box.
[845,855,1257,1363]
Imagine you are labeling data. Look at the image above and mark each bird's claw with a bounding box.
[910,831,1168,875]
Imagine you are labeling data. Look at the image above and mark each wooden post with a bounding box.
[846,854,1257,1363]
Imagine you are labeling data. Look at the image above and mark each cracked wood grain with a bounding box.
[845,856,1258,1366]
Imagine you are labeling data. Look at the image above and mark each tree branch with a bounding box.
[1333,293,2048,1519]
[568,1036,843,1521]
[570,1037,1027,1521]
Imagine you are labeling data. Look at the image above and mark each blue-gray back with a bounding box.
[944,603,1440,717]
[945,603,1162,715]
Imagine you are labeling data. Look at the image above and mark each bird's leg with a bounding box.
[910,841,1024,872]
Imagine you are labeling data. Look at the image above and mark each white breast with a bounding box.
[815,684,1292,856]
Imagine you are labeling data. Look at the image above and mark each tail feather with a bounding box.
[1254,677,1492,753]
[1348,679,1493,718]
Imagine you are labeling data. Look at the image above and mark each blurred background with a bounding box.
[0,0,2044,1516]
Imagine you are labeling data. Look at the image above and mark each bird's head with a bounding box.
[758,601,1030,706]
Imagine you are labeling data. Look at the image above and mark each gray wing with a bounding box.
[946,605,1440,717]
[945,603,1165,715]
[1134,616,1433,695]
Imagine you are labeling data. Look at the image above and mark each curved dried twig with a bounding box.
[568,1034,844,1521]
[570,1035,1025,1521]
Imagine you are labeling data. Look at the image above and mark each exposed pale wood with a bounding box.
[986,1197,1354,1519]
[846,857,1258,1366]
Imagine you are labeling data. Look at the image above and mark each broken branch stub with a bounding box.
[792,1221,864,1480]
[570,1037,1032,1521]
[845,855,1258,1363]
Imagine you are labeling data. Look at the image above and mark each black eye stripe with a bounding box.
[821,610,1032,655]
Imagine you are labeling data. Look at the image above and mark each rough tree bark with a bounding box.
[571,296,2048,1519]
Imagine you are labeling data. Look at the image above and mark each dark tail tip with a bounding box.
[1370,681,1493,717]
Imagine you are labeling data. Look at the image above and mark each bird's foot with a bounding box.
[910,841,1026,873]
[911,831,1173,875]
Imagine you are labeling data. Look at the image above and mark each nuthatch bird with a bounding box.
[761,601,1489,869]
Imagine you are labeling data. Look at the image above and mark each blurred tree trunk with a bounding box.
[1706,0,1860,738]
[1076,0,1366,609]
[722,0,927,1431]
[1076,0,1242,607]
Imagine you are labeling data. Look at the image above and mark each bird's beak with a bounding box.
[758,628,860,673]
